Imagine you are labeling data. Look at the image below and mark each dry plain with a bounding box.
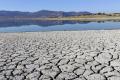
[0,30,120,80]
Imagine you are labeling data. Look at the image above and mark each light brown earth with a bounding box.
[0,30,120,80]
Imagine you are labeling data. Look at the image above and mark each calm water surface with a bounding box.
[0,21,120,32]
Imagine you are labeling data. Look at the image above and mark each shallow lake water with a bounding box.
[0,21,120,32]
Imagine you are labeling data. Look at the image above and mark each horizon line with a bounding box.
[0,10,119,13]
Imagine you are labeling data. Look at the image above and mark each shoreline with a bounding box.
[2,16,120,21]
[1,29,120,33]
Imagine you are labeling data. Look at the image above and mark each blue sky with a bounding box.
[0,0,119,13]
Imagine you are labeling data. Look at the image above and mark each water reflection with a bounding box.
[0,20,120,32]
[0,20,94,27]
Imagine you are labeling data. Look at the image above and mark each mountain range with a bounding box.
[0,10,92,18]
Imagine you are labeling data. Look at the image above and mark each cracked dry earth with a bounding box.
[0,31,120,80]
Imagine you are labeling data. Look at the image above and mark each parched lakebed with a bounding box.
[0,30,120,80]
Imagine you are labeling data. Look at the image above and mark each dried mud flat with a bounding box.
[0,30,120,80]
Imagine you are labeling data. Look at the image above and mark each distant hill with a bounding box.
[0,10,92,18]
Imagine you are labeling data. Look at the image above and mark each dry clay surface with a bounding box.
[0,30,120,80]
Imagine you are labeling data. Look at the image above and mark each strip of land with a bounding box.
[1,15,120,22]
[36,15,120,21]
[0,30,120,80]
